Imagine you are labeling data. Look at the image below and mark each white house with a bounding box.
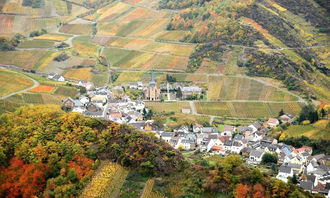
[248,149,265,164]
[276,165,294,183]
[160,132,175,143]
[266,118,280,128]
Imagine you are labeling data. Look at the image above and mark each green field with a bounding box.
[195,101,303,119]
[0,69,34,97]
[18,40,55,48]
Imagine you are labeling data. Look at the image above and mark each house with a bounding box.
[220,131,232,137]
[63,97,84,108]
[248,122,262,132]
[293,146,313,156]
[201,127,218,134]
[179,139,196,150]
[279,114,294,124]
[266,118,280,128]
[276,165,294,183]
[180,86,202,99]
[161,132,175,142]
[211,146,226,155]
[300,181,314,192]
[248,149,265,164]
[231,141,244,154]
[193,123,203,133]
[79,96,90,105]
[78,80,94,90]
[48,74,66,82]
[53,74,66,82]
[181,108,191,114]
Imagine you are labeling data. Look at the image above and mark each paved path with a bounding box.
[0,74,39,100]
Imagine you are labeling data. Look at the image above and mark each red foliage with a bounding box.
[0,158,49,198]
[68,155,94,179]
[235,184,251,198]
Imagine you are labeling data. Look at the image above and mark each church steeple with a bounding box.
[149,72,155,87]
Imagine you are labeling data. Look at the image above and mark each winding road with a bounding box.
[0,74,40,100]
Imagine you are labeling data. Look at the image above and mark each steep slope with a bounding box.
[0,105,184,197]
[161,0,330,102]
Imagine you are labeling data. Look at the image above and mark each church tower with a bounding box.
[145,72,161,101]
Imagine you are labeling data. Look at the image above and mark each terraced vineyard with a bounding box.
[0,68,34,97]
[207,76,298,101]
[80,161,129,198]
[195,102,303,119]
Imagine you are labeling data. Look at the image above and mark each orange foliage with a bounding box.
[253,183,266,198]
[68,155,94,179]
[30,85,55,93]
[235,184,251,198]
[0,158,49,198]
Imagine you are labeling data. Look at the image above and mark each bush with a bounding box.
[54,53,70,62]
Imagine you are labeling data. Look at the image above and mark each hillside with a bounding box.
[0,105,184,197]
[0,106,323,198]
[161,0,330,102]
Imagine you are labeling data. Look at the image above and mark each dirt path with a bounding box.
[189,101,197,115]
[0,74,39,100]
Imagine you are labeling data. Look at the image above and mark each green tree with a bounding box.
[261,153,278,165]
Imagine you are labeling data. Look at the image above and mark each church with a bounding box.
[145,73,161,101]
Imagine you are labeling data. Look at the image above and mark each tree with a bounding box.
[298,104,319,123]
[261,153,278,165]
[176,87,183,99]
[235,184,251,198]
[278,109,285,117]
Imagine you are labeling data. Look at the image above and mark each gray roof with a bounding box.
[181,86,202,92]
[202,127,218,133]
[233,141,243,147]
[307,175,316,183]
[279,166,292,174]
[161,132,175,137]
[224,140,232,146]
[250,149,264,158]
[300,181,313,191]
[233,134,244,141]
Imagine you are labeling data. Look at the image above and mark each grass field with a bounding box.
[18,40,55,48]
[0,50,48,69]
[80,161,129,198]
[195,101,303,119]
[0,68,34,97]
[119,171,149,197]
[141,179,165,198]
[207,76,298,101]
[280,120,330,140]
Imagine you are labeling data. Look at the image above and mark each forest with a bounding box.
[0,105,184,197]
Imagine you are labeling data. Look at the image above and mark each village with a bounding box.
[50,72,330,198]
